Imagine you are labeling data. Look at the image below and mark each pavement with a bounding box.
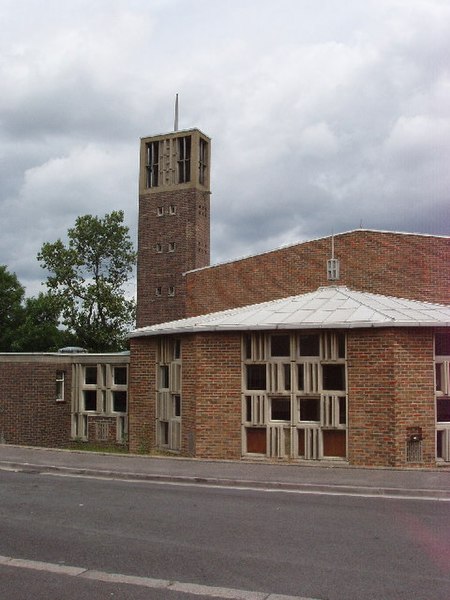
[1,444,450,501]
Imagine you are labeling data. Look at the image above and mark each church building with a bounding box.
[128,125,450,468]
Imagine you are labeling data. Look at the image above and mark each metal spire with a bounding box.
[174,93,179,132]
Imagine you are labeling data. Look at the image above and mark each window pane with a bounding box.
[246,428,266,454]
[160,365,170,389]
[113,391,127,412]
[435,363,443,392]
[300,397,320,422]
[85,367,97,385]
[323,430,346,457]
[271,335,290,357]
[245,396,252,422]
[437,430,443,458]
[173,394,181,417]
[173,339,181,359]
[160,421,169,445]
[246,365,266,390]
[114,367,127,385]
[437,397,450,422]
[299,334,320,356]
[322,364,346,391]
[271,397,290,421]
[83,390,97,411]
[297,364,304,390]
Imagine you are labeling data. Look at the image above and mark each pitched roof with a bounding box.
[129,286,450,338]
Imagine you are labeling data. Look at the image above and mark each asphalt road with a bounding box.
[0,470,449,600]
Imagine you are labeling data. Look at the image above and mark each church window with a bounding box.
[177,136,191,183]
[145,142,159,188]
[199,138,208,185]
[243,331,347,460]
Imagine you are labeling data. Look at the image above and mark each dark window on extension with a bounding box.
[83,390,97,411]
[114,367,127,386]
[85,366,97,385]
[113,391,127,413]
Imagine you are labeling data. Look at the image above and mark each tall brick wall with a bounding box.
[128,338,157,453]
[347,328,435,467]
[186,230,450,316]
[0,361,72,447]
[186,333,242,460]
[136,187,210,328]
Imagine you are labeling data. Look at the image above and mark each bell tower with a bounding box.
[136,128,211,327]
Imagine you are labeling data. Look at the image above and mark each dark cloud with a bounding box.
[0,0,449,295]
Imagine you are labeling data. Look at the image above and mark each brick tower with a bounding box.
[136,128,211,327]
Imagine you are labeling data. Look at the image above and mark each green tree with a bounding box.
[0,265,25,351]
[11,292,73,352]
[37,211,136,352]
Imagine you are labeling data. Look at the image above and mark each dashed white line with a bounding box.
[0,554,318,600]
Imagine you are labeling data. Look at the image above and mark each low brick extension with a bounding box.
[0,359,72,448]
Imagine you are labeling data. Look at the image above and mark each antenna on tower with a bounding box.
[174,93,179,132]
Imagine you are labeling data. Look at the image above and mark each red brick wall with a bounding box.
[347,328,435,467]
[0,361,72,448]
[128,338,157,453]
[186,230,450,316]
[136,187,210,327]
[186,333,242,460]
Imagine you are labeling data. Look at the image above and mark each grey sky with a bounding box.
[1,0,449,296]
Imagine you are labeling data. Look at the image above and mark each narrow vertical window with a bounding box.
[56,371,65,402]
[146,142,159,188]
[178,136,191,183]
[199,138,208,185]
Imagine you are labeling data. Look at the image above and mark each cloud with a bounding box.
[0,0,449,295]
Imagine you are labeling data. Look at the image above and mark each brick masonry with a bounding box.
[347,328,435,467]
[185,230,450,316]
[0,361,72,447]
[136,187,210,328]
[130,327,441,467]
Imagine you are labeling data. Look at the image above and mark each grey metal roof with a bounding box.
[129,286,450,338]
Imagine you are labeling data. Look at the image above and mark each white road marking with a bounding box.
[42,470,450,502]
[0,554,318,600]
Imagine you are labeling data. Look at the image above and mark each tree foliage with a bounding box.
[0,266,25,351]
[37,211,136,352]
[11,293,73,352]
